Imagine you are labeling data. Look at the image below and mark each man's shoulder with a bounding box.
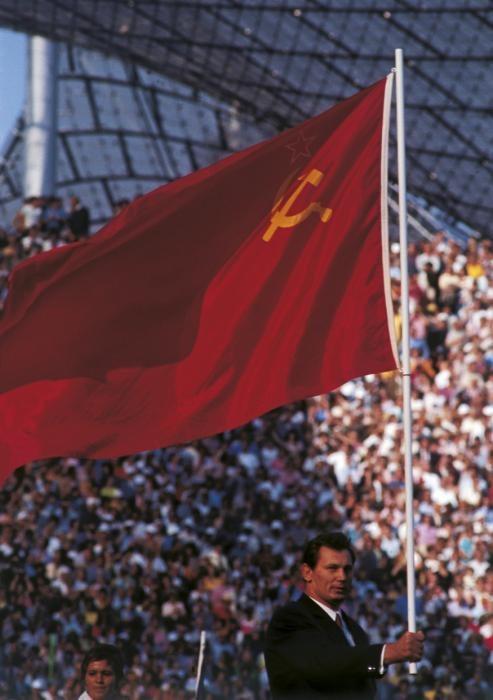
[266,596,313,644]
[269,595,315,626]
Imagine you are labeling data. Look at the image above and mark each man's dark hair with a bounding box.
[80,643,124,686]
[302,532,356,568]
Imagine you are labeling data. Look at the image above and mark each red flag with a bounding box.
[0,76,397,483]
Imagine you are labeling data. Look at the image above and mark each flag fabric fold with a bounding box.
[0,75,398,483]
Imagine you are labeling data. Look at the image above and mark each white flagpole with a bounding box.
[395,47,417,675]
[195,629,207,698]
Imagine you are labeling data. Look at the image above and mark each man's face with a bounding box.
[301,546,353,609]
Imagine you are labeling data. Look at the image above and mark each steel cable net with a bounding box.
[0,45,276,229]
[0,0,492,236]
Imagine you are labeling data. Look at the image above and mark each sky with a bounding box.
[0,29,26,151]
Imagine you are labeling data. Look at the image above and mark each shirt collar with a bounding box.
[308,595,340,621]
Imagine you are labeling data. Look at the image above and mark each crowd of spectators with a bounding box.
[0,197,491,699]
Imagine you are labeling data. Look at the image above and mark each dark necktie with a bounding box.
[335,612,355,646]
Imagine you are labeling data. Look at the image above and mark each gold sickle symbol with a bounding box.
[262,168,333,243]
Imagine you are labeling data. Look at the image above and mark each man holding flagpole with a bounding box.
[264,532,424,699]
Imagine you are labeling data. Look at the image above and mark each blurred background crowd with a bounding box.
[0,196,491,699]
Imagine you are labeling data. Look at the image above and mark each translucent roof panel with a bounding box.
[0,44,274,230]
[0,1,491,236]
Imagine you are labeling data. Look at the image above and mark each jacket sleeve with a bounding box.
[264,604,384,693]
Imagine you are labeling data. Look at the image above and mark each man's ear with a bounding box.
[300,562,312,583]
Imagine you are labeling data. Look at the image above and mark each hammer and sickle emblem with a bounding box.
[262,168,333,243]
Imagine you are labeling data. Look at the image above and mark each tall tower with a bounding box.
[24,36,59,197]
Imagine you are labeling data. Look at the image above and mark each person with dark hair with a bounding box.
[264,532,424,699]
[78,644,125,700]
[67,195,90,239]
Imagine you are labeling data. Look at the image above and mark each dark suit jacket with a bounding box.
[264,594,384,700]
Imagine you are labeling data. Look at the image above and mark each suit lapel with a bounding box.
[297,594,351,646]
[340,609,369,645]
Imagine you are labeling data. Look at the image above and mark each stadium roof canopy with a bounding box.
[0,44,272,230]
[0,0,491,238]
